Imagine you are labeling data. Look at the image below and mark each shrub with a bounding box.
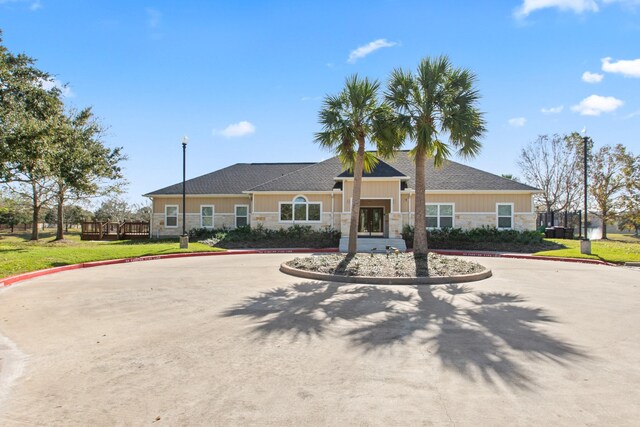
[189,225,341,248]
[401,226,547,251]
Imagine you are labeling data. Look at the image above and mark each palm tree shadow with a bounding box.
[221,281,588,389]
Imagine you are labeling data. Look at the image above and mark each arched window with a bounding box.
[279,195,321,222]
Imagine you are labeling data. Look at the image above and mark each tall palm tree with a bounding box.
[315,75,402,255]
[386,56,486,257]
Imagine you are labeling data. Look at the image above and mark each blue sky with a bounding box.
[1,0,639,205]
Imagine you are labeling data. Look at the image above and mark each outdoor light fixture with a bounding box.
[581,128,591,255]
[180,136,189,249]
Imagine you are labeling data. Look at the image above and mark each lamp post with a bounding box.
[180,136,189,249]
[581,131,591,255]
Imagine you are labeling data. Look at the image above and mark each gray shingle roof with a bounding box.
[384,151,539,191]
[144,151,539,196]
[248,157,345,192]
[144,163,313,196]
[336,158,408,179]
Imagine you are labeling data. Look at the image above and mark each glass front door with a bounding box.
[358,207,384,236]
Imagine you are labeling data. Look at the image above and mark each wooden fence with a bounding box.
[81,221,150,240]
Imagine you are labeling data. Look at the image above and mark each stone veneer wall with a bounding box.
[400,212,536,232]
[151,213,238,238]
[250,213,337,231]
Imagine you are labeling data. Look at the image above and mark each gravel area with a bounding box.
[285,252,486,277]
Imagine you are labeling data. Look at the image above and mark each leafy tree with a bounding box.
[50,107,126,240]
[64,205,92,231]
[93,196,132,222]
[387,56,485,257]
[0,193,30,232]
[0,30,64,240]
[501,174,520,182]
[315,75,402,255]
[518,133,588,214]
[131,203,152,222]
[589,144,634,239]
[616,153,640,235]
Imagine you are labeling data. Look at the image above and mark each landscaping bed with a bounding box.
[285,252,486,278]
[193,225,340,249]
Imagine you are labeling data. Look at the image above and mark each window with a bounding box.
[279,196,321,222]
[235,205,249,228]
[165,205,178,228]
[497,204,513,229]
[201,205,214,228]
[426,204,454,228]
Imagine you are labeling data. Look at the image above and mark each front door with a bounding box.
[358,207,384,236]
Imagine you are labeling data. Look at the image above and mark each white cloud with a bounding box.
[601,57,640,78]
[215,121,256,138]
[347,39,397,64]
[146,8,161,28]
[40,78,74,97]
[541,105,564,114]
[508,117,527,127]
[0,0,42,10]
[582,71,604,83]
[571,95,623,116]
[514,0,598,18]
[622,110,640,119]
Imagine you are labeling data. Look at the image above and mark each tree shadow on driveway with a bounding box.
[221,281,588,389]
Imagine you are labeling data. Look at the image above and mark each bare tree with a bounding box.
[518,134,584,214]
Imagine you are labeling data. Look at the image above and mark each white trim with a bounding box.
[425,189,539,194]
[149,194,251,198]
[235,204,250,228]
[334,177,407,181]
[426,203,455,229]
[244,190,333,195]
[496,203,514,230]
[200,204,215,229]
[278,195,323,223]
[165,205,178,228]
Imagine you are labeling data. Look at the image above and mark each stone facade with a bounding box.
[151,213,237,238]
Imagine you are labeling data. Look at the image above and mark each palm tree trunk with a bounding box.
[348,138,366,254]
[413,149,428,256]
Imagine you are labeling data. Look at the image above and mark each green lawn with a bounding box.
[0,229,224,278]
[534,234,640,264]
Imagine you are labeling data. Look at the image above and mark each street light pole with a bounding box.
[581,133,591,254]
[180,136,189,249]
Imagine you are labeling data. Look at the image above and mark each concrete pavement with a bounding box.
[0,254,639,425]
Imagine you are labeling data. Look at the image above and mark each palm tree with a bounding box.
[315,75,402,255]
[386,56,486,257]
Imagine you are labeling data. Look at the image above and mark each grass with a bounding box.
[0,229,224,278]
[534,233,640,264]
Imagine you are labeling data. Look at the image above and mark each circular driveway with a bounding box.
[1,254,639,425]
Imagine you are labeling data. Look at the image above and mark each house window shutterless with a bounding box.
[279,196,321,222]
[497,203,513,229]
[235,205,249,228]
[165,205,178,228]
[201,205,214,228]
[426,204,454,228]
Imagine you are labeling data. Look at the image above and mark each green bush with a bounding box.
[189,225,341,248]
[402,225,547,251]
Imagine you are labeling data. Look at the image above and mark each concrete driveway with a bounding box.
[0,254,639,426]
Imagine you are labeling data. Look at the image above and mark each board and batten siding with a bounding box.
[152,196,251,213]
[342,180,400,211]
[400,193,533,213]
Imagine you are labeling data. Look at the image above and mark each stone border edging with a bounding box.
[279,262,493,285]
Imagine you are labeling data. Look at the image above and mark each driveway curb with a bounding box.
[279,262,493,285]
[0,246,615,289]
[0,248,339,288]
